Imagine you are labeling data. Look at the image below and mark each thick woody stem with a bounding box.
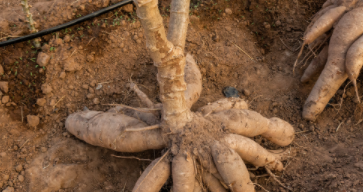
[167,0,191,49]
[135,0,191,131]
[20,0,41,48]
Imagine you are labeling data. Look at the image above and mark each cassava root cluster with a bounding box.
[65,0,296,191]
[296,0,363,120]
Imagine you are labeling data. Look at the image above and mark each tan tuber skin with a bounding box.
[301,2,363,120]
[65,0,295,191]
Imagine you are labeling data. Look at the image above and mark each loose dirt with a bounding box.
[0,0,363,191]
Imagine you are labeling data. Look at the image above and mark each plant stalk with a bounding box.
[20,0,41,48]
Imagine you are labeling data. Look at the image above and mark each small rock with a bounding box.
[96,84,103,90]
[275,20,281,26]
[36,98,46,106]
[64,34,71,43]
[86,54,95,62]
[59,71,66,79]
[87,93,95,99]
[18,175,24,182]
[54,38,63,46]
[49,99,56,106]
[93,98,100,105]
[68,85,74,90]
[299,124,304,129]
[90,80,97,87]
[225,8,232,15]
[39,68,44,74]
[89,87,95,93]
[27,115,40,128]
[40,147,47,153]
[122,4,134,12]
[0,152,6,157]
[3,175,9,181]
[37,52,50,67]
[0,81,8,93]
[102,0,110,7]
[41,84,52,94]
[15,164,23,172]
[2,95,9,104]
[136,39,142,44]
[264,22,271,29]
[64,58,82,72]
[13,145,18,151]
[2,187,14,192]
[223,87,239,98]
[82,84,89,89]
[243,89,251,96]
[309,125,315,132]
[41,44,50,52]
[0,64,4,75]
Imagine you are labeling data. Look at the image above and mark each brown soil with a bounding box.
[1,0,363,191]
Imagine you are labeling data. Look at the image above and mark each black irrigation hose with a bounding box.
[0,0,133,47]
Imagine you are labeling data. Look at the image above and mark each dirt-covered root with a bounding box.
[197,98,248,116]
[303,7,363,120]
[172,152,196,192]
[211,141,255,192]
[132,156,170,192]
[65,111,166,152]
[107,106,160,125]
[207,109,294,146]
[202,172,228,192]
[345,34,363,102]
[129,82,156,108]
[220,134,286,171]
[185,54,202,109]
[301,45,329,83]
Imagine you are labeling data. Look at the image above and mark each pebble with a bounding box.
[243,89,251,96]
[0,152,6,157]
[64,34,71,43]
[37,52,50,67]
[36,98,46,106]
[264,22,271,29]
[90,80,97,87]
[3,175,9,181]
[136,39,142,44]
[15,164,23,172]
[27,115,40,127]
[225,8,233,14]
[13,145,18,151]
[64,58,82,72]
[122,3,134,12]
[0,81,9,93]
[87,93,95,99]
[275,20,281,26]
[2,95,9,104]
[18,175,24,182]
[39,68,44,74]
[41,84,52,94]
[82,84,89,89]
[40,147,47,153]
[93,98,100,105]
[223,87,239,98]
[96,84,103,90]
[59,71,66,79]
[89,87,95,93]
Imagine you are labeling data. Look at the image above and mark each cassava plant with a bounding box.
[20,0,41,48]
[65,0,295,191]
[296,0,363,120]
